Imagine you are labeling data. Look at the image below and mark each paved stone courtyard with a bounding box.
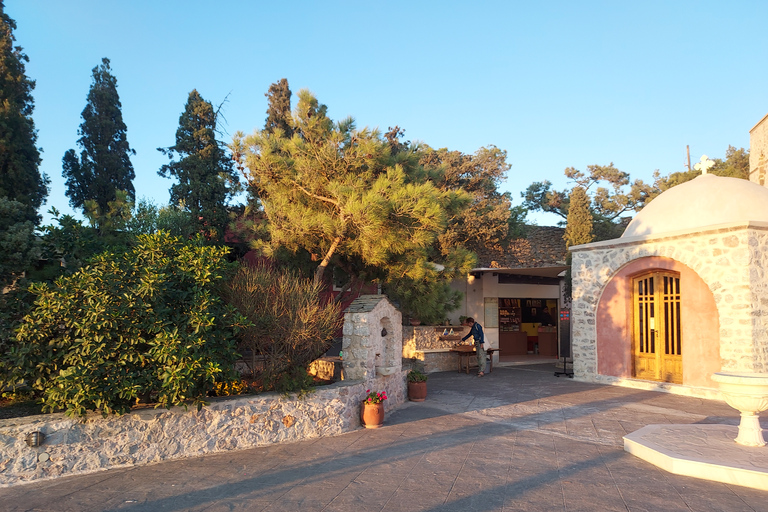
[1,364,766,511]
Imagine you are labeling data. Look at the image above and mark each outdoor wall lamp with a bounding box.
[25,431,45,448]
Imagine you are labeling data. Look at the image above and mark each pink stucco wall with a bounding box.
[596,257,720,389]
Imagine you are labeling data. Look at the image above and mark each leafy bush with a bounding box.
[0,197,39,288]
[33,208,111,280]
[224,263,341,392]
[274,367,315,399]
[209,379,252,397]
[1,232,243,417]
[0,281,35,357]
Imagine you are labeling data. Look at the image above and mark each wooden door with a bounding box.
[632,272,682,383]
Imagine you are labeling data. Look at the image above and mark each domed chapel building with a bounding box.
[569,115,768,398]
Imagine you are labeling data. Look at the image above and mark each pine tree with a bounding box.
[264,78,292,136]
[158,89,238,241]
[63,58,135,227]
[0,2,47,223]
[232,89,474,323]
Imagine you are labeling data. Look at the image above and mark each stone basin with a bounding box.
[375,366,398,376]
[712,371,768,447]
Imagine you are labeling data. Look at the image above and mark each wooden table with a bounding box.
[450,346,497,374]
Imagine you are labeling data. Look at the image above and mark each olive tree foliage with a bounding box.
[527,147,750,243]
[1,232,243,417]
[223,263,341,390]
[62,58,135,232]
[231,89,474,323]
[0,3,48,224]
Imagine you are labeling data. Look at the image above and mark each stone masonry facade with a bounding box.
[571,222,768,383]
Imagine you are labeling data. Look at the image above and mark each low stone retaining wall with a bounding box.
[0,373,405,488]
[403,326,471,373]
[406,349,457,373]
[402,325,469,352]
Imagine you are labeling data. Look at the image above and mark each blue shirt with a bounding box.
[462,322,484,346]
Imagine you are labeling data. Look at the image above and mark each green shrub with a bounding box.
[224,263,341,392]
[0,281,35,356]
[275,367,315,399]
[0,197,39,289]
[407,369,428,383]
[1,232,244,417]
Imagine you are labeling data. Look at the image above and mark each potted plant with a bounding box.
[407,369,428,402]
[360,389,388,428]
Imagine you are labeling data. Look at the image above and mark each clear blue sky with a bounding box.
[8,0,768,226]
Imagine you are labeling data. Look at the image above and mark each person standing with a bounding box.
[462,317,486,377]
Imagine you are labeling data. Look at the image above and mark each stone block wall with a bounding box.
[571,223,768,381]
[0,378,404,488]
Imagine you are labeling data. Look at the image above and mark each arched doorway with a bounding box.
[631,271,682,383]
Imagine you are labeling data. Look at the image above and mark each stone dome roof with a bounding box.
[622,174,768,238]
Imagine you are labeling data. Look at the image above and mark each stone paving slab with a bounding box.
[1,364,767,511]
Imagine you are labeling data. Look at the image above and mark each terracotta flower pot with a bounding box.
[361,402,385,428]
[408,381,427,402]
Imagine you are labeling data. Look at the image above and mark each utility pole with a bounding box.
[686,145,691,171]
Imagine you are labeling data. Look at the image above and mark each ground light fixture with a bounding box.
[24,431,45,448]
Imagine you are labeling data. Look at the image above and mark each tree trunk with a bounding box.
[313,236,342,286]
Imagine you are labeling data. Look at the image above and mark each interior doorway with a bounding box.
[632,271,682,383]
[498,298,558,357]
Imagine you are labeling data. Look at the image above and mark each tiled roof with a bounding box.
[475,225,567,269]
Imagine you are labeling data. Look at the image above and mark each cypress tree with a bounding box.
[563,185,594,302]
[264,78,293,136]
[63,58,135,224]
[564,186,594,249]
[0,2,47,223]
[158,89,238,241]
